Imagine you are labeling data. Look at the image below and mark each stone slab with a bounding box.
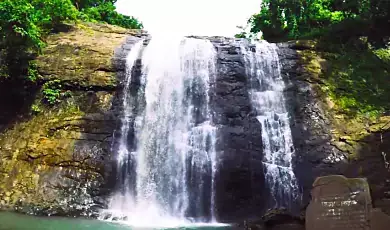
[306,175,371,230]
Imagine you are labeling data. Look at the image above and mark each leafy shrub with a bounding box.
[31,104,42,114]
[80,1,143,29]
[246,0,389,43]
[0,0,78,50]
[0,0,142,81]
[0,0,78,80]
[42,80,62,105]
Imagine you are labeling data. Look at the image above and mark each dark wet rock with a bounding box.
[277,42,347,208]
[207,37,265,223]
[102,213,112,220]
[234,208,304,230]
[370,208,390,230]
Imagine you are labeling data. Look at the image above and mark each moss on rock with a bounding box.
[0,22,133,216]
[0,91,115,215]
[295,39,390,161]
[36,22,143,89]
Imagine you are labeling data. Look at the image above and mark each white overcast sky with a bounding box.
[115,0,261,37]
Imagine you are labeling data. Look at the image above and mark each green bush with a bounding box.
[0,0,142,81]
[42,80,62,105]
[0,0,78,51]
[246,0,389,43]
[321,47,390,117]
[0,0,78,80]
[79,1,143,29]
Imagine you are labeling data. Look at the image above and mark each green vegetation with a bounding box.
[42,80,62,105]
[296,39,390,118]
[0,0,79,80]
[242,1,390,118]
[0,0,142,79]
[31,104,42,114]
[0,0,142,54]
[321,46,390,117]
[42,80,73,105]
[76,0,143,29]
[246,0,390,44]
[0,0,142,104]
[27,61,40,82]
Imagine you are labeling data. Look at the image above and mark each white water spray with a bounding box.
[101,36,219,227]
[242,41,300,208]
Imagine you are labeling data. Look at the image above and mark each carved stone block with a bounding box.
[306,175,371,230]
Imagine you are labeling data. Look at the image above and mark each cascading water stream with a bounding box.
[242,41,300,209]
[102,36,218,227]
[103,39,145,219]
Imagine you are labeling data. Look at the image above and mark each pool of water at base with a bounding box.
[0,212,232,230]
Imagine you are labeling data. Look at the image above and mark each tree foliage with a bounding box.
[244,1,390,117]
[0,0,142,80]
[0,0,78,50]
[0,0,78,79]
[78,1,143,29]
[248,0,390,43]
[73,0,143,29]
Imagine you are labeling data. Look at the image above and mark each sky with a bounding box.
[115,0,261,37]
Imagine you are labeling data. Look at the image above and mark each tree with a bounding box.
[0,0,142,79]
[71,0,117,10]
[0,0,78,79]
[75,0,143,29]
[247,0,388,42]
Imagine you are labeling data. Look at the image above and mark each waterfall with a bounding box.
[102,36,218,226]
[242,41,300,209]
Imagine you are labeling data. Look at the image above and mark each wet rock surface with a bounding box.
[0,23,146,216]
[278,41,390,215]
[208,37,265,222]
[235,208,304,230]
[277,42,347,205]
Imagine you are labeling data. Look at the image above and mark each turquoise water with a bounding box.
[0,212,231,230]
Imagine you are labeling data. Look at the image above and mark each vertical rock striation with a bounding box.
[208,37,265,222]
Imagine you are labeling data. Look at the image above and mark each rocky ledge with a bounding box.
[0,23,146,216]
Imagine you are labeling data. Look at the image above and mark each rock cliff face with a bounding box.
[278,41,390,216]
[1,24,389,224]
[0,23,146,216]
[209,37,265,222]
